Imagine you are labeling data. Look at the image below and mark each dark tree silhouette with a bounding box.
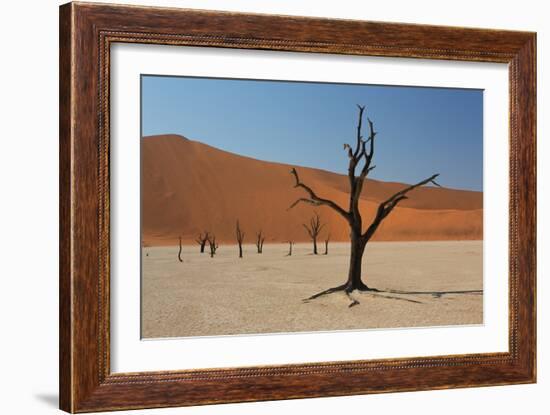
[289,105,440,303]
[286,240,294,256]
[178,236,183,262]
[195,231,209,253]
[235,220,245,258]
[303,212,325,255]
[324,233,330,255]
[207,234,219,258]
[255,230,265,253]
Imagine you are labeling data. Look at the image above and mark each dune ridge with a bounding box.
[141,134,483,246]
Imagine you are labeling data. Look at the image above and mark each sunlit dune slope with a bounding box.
[141,134,482,245]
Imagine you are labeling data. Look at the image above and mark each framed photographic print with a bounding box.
[59,2,536,412]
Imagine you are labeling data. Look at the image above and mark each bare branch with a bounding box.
[236,220,245,243]
[380,195,408,220]
[206,234,219,258]
[303,213,325,255]
[382,174,440,207]
[289,198,322,210]
[289,168,350,222]
[195,231,210,253]
[430,178,442,187]
[353,105,366,158]
[347,106,368,186]
[343,143,353,159]
[357,117,377,179]
[366,118,376,158]
[363,174,440,240]
[347,110,379,210]
[302,223,314,238]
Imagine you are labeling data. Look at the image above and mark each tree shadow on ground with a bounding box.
[303,286,483,308]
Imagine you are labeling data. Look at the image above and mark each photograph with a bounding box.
[140,76,484,338]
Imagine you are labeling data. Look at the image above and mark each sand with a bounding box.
[141,240,483,338]
[141,135,483,246]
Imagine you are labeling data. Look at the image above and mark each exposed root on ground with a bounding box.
[303,284,483,307]
[303,283,380,307]
[345,291,360,308]
[302,284,347,302]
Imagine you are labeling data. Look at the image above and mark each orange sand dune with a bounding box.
[141,134,482,246]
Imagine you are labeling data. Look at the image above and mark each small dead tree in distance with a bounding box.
[286,241,294,256]
[178,236,183,262]
[324,233,330,255]
[256,230,265,253]
[235,220,245,258]
[195,231,209,253]
[289,105,440,302]
[207,234,219,258]
[303,212,325,255]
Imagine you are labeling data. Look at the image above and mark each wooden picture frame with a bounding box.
[59,2,536,412]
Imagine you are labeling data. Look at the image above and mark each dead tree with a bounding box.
[195,231,209,253]
[235,220,245,258]
[303,213,325,255]
[178,236,183,262]
[289,105,440,303]
[255,230,265,253]
[207,234,219,258]
[286,241,294,256]
[324,234,330,255]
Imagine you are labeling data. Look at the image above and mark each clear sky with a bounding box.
[141,75,483,191]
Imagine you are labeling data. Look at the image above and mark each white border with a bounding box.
[110,44,509,373]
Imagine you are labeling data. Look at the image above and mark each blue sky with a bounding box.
[141,75,483,191]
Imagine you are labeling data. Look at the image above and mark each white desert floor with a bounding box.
[141,241,483,338]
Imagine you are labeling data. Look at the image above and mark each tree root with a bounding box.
[302,284,347,302]
[345,291,360,308]
[301,281,447,307]
[303,283,381,307]
[302,284,484,307]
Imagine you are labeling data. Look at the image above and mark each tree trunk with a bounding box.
[313,238,318,255]
[178,237,183,263]
[345,232,369,291]
[196,232,209,253]
[207,234,218,258]
[236,221,244,258]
